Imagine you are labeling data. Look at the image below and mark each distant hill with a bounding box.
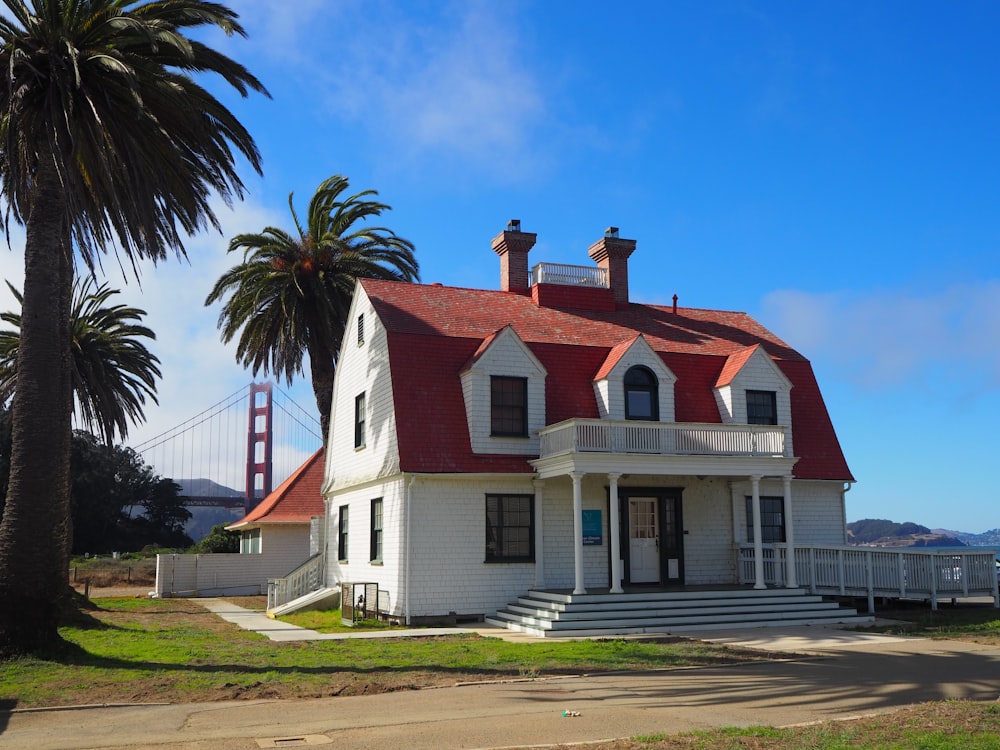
[176,478,244,498]
[934,528,1000,548]
[847,518,965,547]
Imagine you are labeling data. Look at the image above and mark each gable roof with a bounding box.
[226,449,326,529]
[715,343,791,390]
[361,278,853,482]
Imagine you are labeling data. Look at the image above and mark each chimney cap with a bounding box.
[507,219,522,232]
[604,226,619,238]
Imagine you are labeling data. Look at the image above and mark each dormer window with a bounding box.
[746,390,777,425]
[624,366,659,421]
[490,376,528,437]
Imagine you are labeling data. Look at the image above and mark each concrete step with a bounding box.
[487,587,872,638]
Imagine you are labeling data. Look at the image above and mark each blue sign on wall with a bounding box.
[582,510,602,545]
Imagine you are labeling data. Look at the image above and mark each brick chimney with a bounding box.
[491,219,536,293]
[587,227,636,305]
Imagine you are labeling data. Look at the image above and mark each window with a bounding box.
[746,390,777,425]
[357,313,365,346]
[485,494,534,562]
[490,376,528,437]
[240,528,261,554]
[624,366,659,421]
[354,393,366,448]
[745,496,785,543]
[338,505,349,561]
[370,498,383,562]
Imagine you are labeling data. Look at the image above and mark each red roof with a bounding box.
[227,449,326,529]
[363,279,853,482]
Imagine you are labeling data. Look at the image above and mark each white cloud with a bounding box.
[760,281,1000,392]
[226,1,549,180]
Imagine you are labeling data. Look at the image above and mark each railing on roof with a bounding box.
[531,262,608,289]
[539,419,788,458]
[738,543,1000,611]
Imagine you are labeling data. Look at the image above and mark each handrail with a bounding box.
[738,543,999,611]
[267,553,325,611]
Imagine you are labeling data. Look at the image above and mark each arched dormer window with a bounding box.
[624,366,658,421]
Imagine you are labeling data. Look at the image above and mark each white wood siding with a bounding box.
[730,478,847,546]
[325,477,407,615]
[326,287,400,492]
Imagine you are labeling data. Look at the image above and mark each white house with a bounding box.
[320,223,880,633]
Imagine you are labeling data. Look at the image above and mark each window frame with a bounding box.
[624,365,659,421]
[490,376,528,437]
[337,505,349,561]
[745,496,786,543]
[354,392,366,449]
[485,493,535,563]
[746,389,777,425]
[370,497,383,563]
[240,528,261,554]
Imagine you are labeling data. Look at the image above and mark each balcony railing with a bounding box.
[539,419,788,458]
[531,262,608,289]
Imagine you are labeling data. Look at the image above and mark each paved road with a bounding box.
[4,629,1000,750]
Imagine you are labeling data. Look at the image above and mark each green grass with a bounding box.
[864,603,1000,643]
[0,597,768,709]
[602,701,1000,750]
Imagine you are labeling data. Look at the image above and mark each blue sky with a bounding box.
[3,1,998,532]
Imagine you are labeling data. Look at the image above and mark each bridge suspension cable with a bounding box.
[132,383,322,508]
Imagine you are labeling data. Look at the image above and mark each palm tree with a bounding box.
[0,278,162,446]
[205,174,419,440]
[0,0,266,657]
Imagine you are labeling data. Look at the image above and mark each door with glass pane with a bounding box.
[628,498,659,583]
[621,489,684,586]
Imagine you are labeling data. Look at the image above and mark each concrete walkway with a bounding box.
[199,598,552,643]
[199,597,921,651]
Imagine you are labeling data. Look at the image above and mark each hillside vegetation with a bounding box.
[847,518,964,547]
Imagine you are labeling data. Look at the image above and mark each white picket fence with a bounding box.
[739,543,1000,611]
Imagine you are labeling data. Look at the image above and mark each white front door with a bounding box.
[628,497,659,583]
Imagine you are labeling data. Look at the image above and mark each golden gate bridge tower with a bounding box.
[245,382,273,513]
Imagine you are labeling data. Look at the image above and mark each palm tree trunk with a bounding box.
[308,335,335,444]
[0,162,74,657]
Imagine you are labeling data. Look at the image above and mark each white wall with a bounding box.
[325,477,407,616]
[155,525,313,597]
[326,287,401,491]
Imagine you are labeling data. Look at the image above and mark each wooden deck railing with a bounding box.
[267,553,325,611]
[540,419,788,458]
[738,543,1000,611]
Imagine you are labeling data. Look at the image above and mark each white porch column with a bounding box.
[571,472,587,595]
[608,472,624,594]
[750,474,766,590]
[782,474,797,588]
[533,479,546,589]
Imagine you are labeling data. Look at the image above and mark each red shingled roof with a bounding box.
[363,279,853,482]
[227,449,325,529]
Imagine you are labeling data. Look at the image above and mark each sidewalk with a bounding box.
[199,597,921,652]
[198,598,551,643]
[6,621,999,750]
